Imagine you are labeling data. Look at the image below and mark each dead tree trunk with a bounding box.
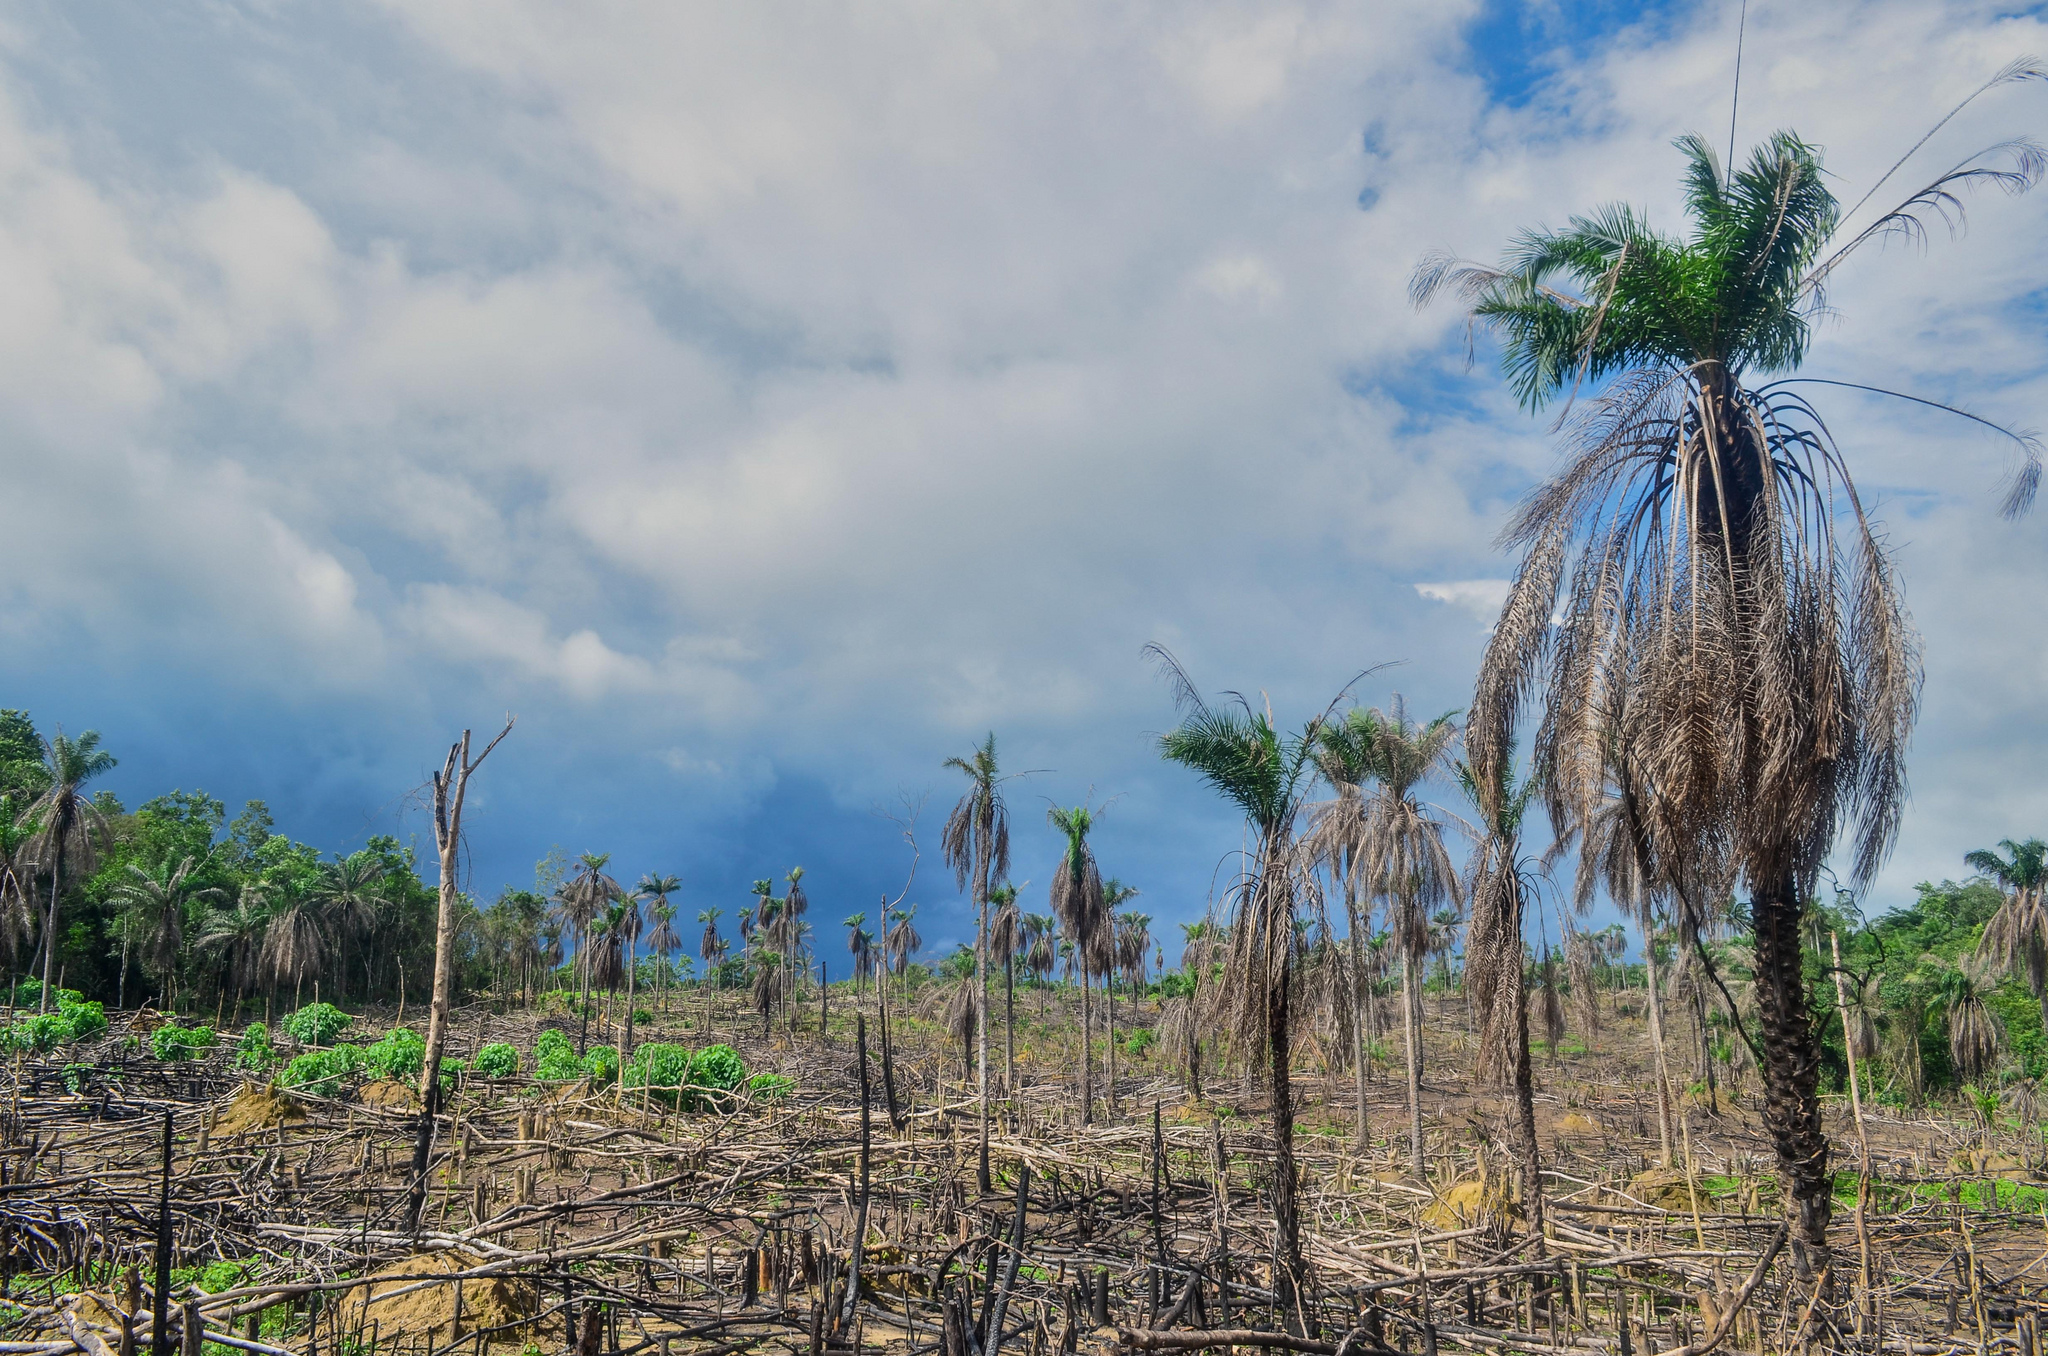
[407,717,515,1234]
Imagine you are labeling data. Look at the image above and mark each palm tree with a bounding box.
[1101,879,1140,1112]
[1419,80,2046,1274]
[1046,802,1107,1124]
[0,816,38,971]
[1309,712,1384,1152]
[1151,645,1338,1332]
[783,867,810,1021]
[844,913,875,992]
[1971,839,2048,1028]
[195,884,269,1011]
[111,857,221,1011]
[989,884,1022,1094]
[1944,963,2004,1085]
[16,730,116,1011]
[614,889,646,1053]
[942,734,1014,1192]
[644,886,682,1012]
[261,883,330,1012]
[1350,698,1460,1181]
[699,907,724,992]
[559,853,621,1050]
[315,852,387,1006]
[1459,758,1547,1234]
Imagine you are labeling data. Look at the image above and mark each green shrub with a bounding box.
[745,1072,793,1101]
[473,1042,520,1078]
[690,1044,745,1093]
[151,1025,218,1062]
[280,1044,363,1093]
[633,1008,653,1025]
[582,1046,619,1088]
[60,999,107,1042]
[234,1024,276,1074]
[281,1003,352,1047]
[363,1027,425,1081]
[534,1029,580,1081]
[623,1043,694,1108]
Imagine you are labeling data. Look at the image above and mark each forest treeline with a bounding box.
[4,704,2044,1118]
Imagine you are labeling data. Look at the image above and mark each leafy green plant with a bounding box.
[691,1044,745,1093]
[473,1042,520,1078]
[363,1027,425,1081]
[534,1029,581,1081]
[281,1003,352,1047]
[582,1046,619,1088]
[280,1044,363,1093]
[234,1024,276,1074]
[151,1025,218,1062]
[59,998,106,1042]
[745,1072,793,1101]
[624,1043,694,1107]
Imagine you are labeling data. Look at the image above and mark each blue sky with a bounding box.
[2,0,2045,965]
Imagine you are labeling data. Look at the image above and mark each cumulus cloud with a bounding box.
[0,0,2040,926]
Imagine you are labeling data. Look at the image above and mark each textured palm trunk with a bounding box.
[1267,963,1307,1335]
[1345,893,1370,1153]
[1506,946,1544,1252]
[1641,925,1675,1166]
[1752,870,1833,1281]
[1078,969,1093,1124]
[1400,950,1424,1179]
[1105,967,1117,1114]
[1003,956,1016,1095]
[975,844,991,1195]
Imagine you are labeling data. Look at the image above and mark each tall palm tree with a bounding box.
[942,735,1014,1191]
[989,884,1022,1095]
[1971,838,2048,1027]
[16,730,116,1011]
[1101,879,1140,1112]
[195,883,270,1010]
[1350,698,1460,1181]
[1417,90,2046,1272]
[783,867,810,1020]
[1310,711,1385,1152]
[112,857,221,1011]
[315,852,387,1007]
[1458,758,1547,1238]
[0,816,38,970]
[1152,645,1338,1333]
[644,886,682,1012]
[613,889,646,1052]
[699,907,724,991]
[844,913,874,991]
[559,853,621,1050]
[1047,802,1107,1124]
[261,883,330,1012]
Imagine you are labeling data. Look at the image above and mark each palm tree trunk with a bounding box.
[1401,949,1424,1179]
[1267,962,1306,1335]
[1003,956,1016,1096]
[38,847,62,1013]
[1751,872,1833,1282]
[975,850,991,1196]
[1641,921,1675,1166]
[1079,969,1094,1125]
[1106,967,1117,1114]
[1345,893,1370,1154]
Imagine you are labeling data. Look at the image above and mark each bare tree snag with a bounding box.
[407,717,515,1234]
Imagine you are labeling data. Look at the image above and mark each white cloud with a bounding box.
[0,1,2040,917]
[1415,579,1511,629]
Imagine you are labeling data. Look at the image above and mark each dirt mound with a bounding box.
[1625,1167,1704,1211]
[359,1079,419,1111]
[1552,1112,1603,1139]
[212,1084,306,1136]
[340,1250,535,1340]
[1421,1176,1520,1230]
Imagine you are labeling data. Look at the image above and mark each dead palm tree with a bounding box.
[0,817,39,971]
[1351,698,1460,1180]
[1945,963,2004,1086]
[1308,717,1384,1153]
[699,907,724,988]
[942,734,1017,1192]
[783,867,810,1021]
[990,884,1023,1094]
[1415,77,2048,1272]
[642,881,682,1010]
[1047,801,1107,1124]
[16,729,116,1011]
[1457,756,1547,1237]
[1151,644,1344,1334]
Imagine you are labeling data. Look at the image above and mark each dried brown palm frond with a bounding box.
[1946,963,2005,1086]
[261,891,330,993]
[943,981,980,1081]
[1563,918,1600,1038]
[1537,946,1566,1056]
[1160,993,1204,1098]
[1884,998,1926,1104]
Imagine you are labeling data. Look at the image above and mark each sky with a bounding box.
[0,0,2044,965]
